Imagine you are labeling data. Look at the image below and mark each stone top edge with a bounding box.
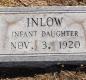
[0,6,85,13]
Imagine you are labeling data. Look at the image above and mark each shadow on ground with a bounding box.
[0,64,86,78]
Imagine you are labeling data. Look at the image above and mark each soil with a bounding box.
[0,0,86,6]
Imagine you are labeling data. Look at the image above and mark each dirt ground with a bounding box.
[2,71,86,80]
[0,71,86,80]
[0,0,86,6]
[0,0,86,80]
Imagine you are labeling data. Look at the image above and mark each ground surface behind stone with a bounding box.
[0,0,86,6]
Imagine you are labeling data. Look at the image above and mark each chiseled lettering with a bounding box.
[27,17,63,27]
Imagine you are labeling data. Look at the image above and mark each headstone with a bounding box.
[0,7,86,67]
